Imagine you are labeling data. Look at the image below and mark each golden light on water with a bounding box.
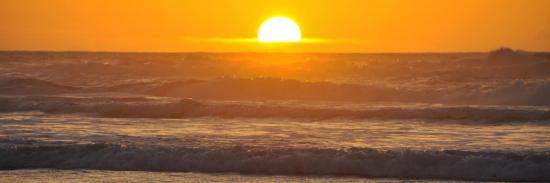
[258,17,301,43]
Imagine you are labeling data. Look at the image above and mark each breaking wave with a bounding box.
[1,96,549,123]
[0,143,548,181]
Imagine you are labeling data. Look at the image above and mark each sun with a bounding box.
[258,17,301,43]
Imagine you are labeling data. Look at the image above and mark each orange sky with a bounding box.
[1,0,549,52]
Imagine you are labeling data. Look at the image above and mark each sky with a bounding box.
[1,0,550,53]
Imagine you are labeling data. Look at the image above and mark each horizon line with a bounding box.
[2,49,548,55]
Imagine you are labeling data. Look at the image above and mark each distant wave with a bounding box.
[0,78,80,95]
[0,143,548,181]
[145,78,550,106]
[0,78,159,95]
[1,96,549,123]
[2,77,550,106]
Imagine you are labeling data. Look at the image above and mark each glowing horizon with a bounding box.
[1,0,550,52]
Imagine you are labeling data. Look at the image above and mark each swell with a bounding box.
[0,143,548,181]
[2,78,550,106]
[0,78,81,95]
[94,77,550,107]
[0,78,158,95]
[1,96,550,123]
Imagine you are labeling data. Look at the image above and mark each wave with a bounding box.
[144,77,550,106]
[2,77,550,106]
[0,78,161,95]
[1,96,549,123]
[0,143,548,181]
[0,78,81,95]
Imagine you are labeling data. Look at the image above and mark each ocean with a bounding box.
[0,51,549,182]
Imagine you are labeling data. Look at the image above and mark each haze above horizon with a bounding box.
[1,0,550,53]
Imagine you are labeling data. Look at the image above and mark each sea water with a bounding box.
[0,51,549,182]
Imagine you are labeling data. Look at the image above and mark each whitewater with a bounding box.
[0,51,549,182]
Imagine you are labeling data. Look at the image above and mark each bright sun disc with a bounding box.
[258,17,301,43]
